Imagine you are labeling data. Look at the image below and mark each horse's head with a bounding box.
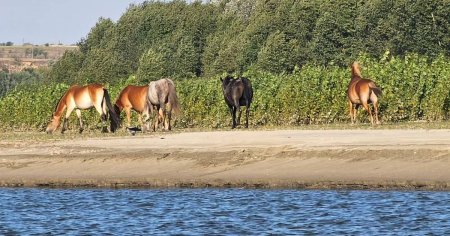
[46,113,61,134]
[220,75,234,91]
[351,61,362,79]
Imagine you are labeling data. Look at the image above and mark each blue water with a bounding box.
[0,188,449,235]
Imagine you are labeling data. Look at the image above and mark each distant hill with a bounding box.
[0,45,78,73]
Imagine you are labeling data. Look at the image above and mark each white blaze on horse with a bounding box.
[46,84,120,134]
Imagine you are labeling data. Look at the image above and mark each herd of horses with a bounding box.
[45,61,382,134]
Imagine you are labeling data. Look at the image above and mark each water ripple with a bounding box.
[0,188,449,235]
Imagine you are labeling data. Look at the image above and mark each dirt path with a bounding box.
[1,129,450,190]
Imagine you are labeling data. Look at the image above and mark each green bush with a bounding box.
[0,55,448,131]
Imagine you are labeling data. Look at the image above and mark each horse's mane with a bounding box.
[222,75,234,84]
[53,92,67,114]
[351,62,362,79]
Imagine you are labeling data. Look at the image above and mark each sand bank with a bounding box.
[1,129,449,190]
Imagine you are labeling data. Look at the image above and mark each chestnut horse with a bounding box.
[114,85,151,132]
[347,62,382,125]
[220,75,253,129]
[146,78,180,131]
[46,84,120,134]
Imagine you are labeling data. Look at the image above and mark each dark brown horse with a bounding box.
[347,62,382,125]
[46,84,120,134]
[114,85,151,132]
[146,78,180,131]
[220,75,253,129]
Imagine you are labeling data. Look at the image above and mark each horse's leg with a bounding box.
[348,100,354,124]
[371,92,381,125]
[153,105,160,132]
[361,101,374,125]
[138,113,146,132]
[93,103,108,133]
[101,114,108,133]
[245,104,250,128]
[226,105,233,128]
[62,105,75,134]
[159,103,169,131]
[353,104,360,124]
[232,98,240,129]
[124,107,132,129]
[166,109,172,131]
[232,106,237,129]
[102,98,109,132]
[160,107,167,131]
[154,109,163,131]
[75,109,84,133]
[237,108,242,126]
[142,108,151,132]
[373,102,380,125]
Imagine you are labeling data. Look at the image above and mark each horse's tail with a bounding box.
[167,79,181,115]
[103,88,120,132]
[242,77,253,100]
[113,103,122,123]
[369,82,382,97]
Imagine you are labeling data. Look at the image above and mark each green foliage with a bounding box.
[136,48,166,83]
[1,55,448,131]
[48,50,84,83]
[256,31,299,73]
[0,71,42,98]
[47,0,449,82]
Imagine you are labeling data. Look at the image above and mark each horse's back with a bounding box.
[117,85,148,113]
[68,84,104,109]
[148,78,174,105]
[348,78,380,104]
[224,77,253,106]
[241,77,253,100]
[239,77,253,104]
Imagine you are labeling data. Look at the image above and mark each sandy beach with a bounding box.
[1,129,450,190]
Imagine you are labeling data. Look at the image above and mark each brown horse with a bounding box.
[46,84,120,134]
[220,75,253,129]
[114,85,151,132]
[347,62,382,125]
[146,78,180,131]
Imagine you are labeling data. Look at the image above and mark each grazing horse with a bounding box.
[146,78,180,131]
[220,75,253,129]
[114,85,151,132]
[46,84,120,134]
[347,62,382,125]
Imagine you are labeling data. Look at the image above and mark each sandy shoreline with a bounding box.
[1,129,450,190]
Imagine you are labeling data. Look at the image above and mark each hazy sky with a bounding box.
[0,0,148,45]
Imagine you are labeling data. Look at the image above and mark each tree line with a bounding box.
[48,0,449,84]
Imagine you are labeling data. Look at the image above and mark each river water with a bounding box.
[0,188,449,235]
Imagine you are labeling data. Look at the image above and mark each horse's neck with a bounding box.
[54,96,67,117]
[351,64,362,78]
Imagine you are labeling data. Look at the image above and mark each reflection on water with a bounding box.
[0,188,449,235]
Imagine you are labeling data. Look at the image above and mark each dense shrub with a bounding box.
[0,55,448,131]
